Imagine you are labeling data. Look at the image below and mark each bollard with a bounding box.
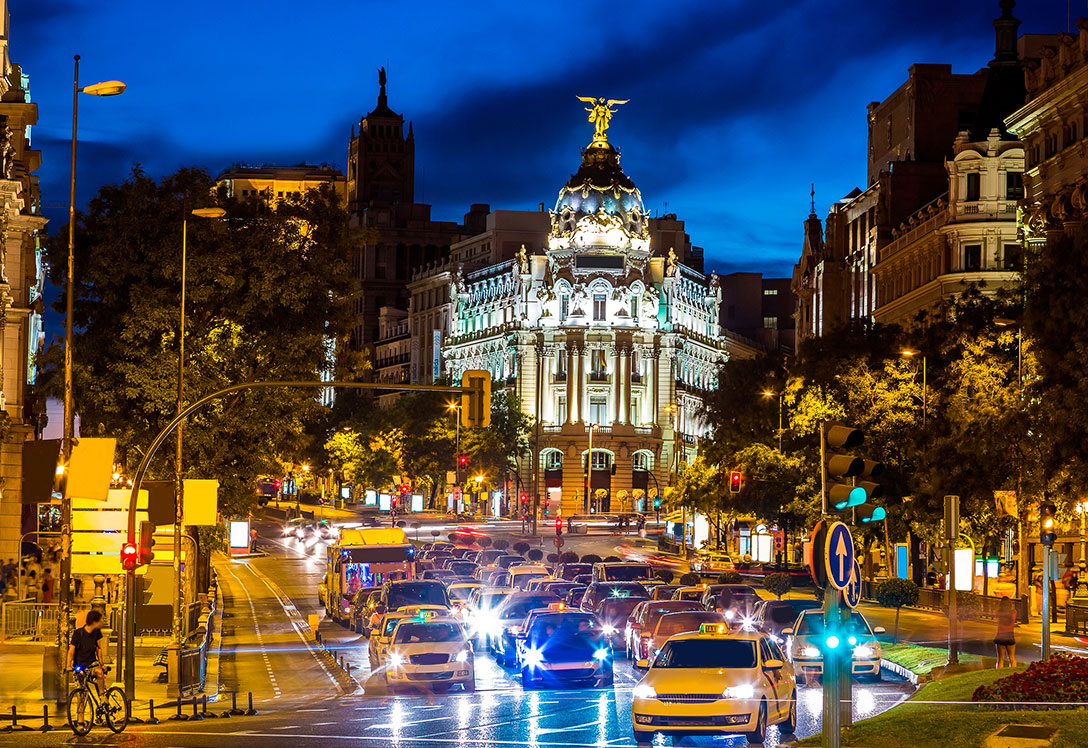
[10,705,31,733]
[244,692,258,716]
[39,705,54,733]
[226,691,244,717]
[346,663,353,680]
[200,694,218,718]
[169,698,188,721]
[190,699,203,721]
[146,699,160,725]
[339,655,344,671]
[127,697,145,724]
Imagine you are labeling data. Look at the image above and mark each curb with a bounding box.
[881,658,922,685]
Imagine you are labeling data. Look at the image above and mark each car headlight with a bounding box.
[723,684,755,700]
[724,610,736,620]
[593,648,610,661]
[455,649,470,663]
[739,617,756,631]
[632,683,657,699]
[602,624,617,635]
[523,648,544,669]
[853,645,874,659]
[389,653,404,667]
[801,646,821,658]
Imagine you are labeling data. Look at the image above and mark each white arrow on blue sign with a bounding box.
[823,521,855,590]
[843,558,862,608]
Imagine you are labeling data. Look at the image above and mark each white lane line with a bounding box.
[220,562,282,698]
[241,560,345,695]
[296,708,329,712]
[536,720,603,734]
[132,733,629,747]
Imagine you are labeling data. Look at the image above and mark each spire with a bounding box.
[407,121,414,140]
[971,0,1025,140]
[991,0,1020,67]
[366,65,399,119]
[810,183,816,216]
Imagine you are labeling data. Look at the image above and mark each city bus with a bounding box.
[323,527,416,624]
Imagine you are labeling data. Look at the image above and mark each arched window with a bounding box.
[633,451,654,471]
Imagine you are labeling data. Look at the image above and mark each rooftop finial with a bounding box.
[810,183,816,215]
[377,66,388,107]
[576,96,628,143]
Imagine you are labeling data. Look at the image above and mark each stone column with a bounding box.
[580,346,590,423]
[620,348,631,425]
[565,346,576,424]
[613,346,623,425]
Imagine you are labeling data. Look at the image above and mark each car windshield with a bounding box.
[558,564,591,580]
[655,612,721,637]
[528,614,602,649]
[598,598,642,620]
[382,617,406,636]
[644,602,701,629]
[655,639,757,669]
[479,592,510,608]
[500,595,558,619]
[601,565,653,582]
[797,612,872,637]
[449,562,476,574]
[387,583,447,610]
[597,582,648,598]
[675,589,702,600]
[448,586,477,602]
[393,622,464,644]
[768,602,818,625]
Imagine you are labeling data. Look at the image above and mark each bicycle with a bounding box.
[67,664,128,736]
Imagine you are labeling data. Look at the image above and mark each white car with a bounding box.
[631,626,797,745]
[783,609,884,684]
[385,614,475,692]
[509,565,551,591]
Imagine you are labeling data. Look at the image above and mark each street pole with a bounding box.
[777,391,783,452]
[945,494,959,666]
[821,586,840,748]
[171,218,187,652]
[1042,545,1052,660]
[584,424,593,514]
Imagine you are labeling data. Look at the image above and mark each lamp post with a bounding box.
[1077,502,1088,582]
[60,54,125,702]
[447,401,461,512]
[761,390,784,451]
[172,207,225,652]
[900,349,926,427]
[584,423,599,513]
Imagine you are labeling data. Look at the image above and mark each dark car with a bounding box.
[473,549,505,566]
[573,574,592,585]
[628,600,703,660]
[753,599,822,639]
[564,585,588,607]
[495,554,526,570]
[594,596,645,654]
[591,562,655,583]
[650,585,680,601]
[347,587,380,633]
[702,584,762,621]
[519,611,613,689]
[421,569,458,582]
[450,547,477,559]
[489,591,561,666]
[535,580,581,597]
[554,563,593,581]
[644,611,725,660]
[579,582,649,612]
[448,560,479,577]
[381,579,450,612]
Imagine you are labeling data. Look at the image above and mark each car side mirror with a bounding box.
[873,626,886,636]
[781,628,793,636]
[635,659,649,669]
[763,658,784,671]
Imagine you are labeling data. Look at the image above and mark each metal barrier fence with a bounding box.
[0,601,58,642]
[176,574,218,697]
[860,581,1029,622]
[1066,601,1088,634]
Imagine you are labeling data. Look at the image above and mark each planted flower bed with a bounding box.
[972,653,1088,708]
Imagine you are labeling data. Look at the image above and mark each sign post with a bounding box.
[821,521,855,748]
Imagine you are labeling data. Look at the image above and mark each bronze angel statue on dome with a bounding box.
[577,96,628,141]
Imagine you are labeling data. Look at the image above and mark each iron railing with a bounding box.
[0,600,58,642]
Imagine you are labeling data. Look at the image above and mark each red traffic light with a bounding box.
[458,454,468,467]
[729,471,743,493]
[401,484,410,494]
[520,494,528,504]
[121,542,139,571]
[274,479,281,489]
[555,517,563,535]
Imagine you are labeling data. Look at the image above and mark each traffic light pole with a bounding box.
[1042,545,1051,661]
[822,586,840,748]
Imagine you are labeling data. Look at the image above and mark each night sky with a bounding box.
[16,0,1064,280]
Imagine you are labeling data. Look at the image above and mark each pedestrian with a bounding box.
[994,595,1017,668]
[250,528,258,553]
[26,569,38,602]
[369,603,386,631]
[41,568,54,604]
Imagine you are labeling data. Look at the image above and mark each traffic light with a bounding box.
[543,497,550,515]
[555,517,563,536]
[138,521,156,566]
[856,504,886,523]
[400,484,409,495]
[519,493,528,507]
[1040,501,1057,546]
[458,455,469,468]
[120,541,139,571]
[728,470,742,493]
[653,497,662,510]
[460,370,492,428]
[822,423,883,511]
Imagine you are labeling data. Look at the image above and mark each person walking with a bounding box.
[41,568,54,603]
[994,596,1017,668]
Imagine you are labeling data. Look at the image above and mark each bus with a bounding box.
[323,527,416,624]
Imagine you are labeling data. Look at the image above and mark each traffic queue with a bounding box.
[320,534,887,746]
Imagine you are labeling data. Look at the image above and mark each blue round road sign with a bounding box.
[823,521,855,590]
[843,558,862,608]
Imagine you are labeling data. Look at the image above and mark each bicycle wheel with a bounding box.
[67,689,91,736]
[103,687,129,733]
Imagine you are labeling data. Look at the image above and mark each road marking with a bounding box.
[240,560,345,695]
[130,732,630,747]
[296,708,329,712]
[220,562,282,698]
[535,720,603,734]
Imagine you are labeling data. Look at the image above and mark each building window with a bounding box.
[593,294,606,321]
[966,172,981,202]
[631,295,639,322]
[545,451,562,470]
[964,244,982,271]
[555,350,567,381]
[375,265,386,279]
[763,316,778,329]
[1004,243,1023,271]
[1005,171,1024,200]
[560,295,569,322]
[631,397,641,426]
[633,451,650,471]
[763,288,778,296]
[589,396,608,425]
[590,349,608,381]
[590,451,611,470]
[556,396,567,425]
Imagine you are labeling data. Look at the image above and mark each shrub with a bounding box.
[546,553,559,564]
[492,539,510,551]
[764,573,792,600]
[476,536,493,549]
[527,548,544,562]
[717,571,742,585]
[603,555,622,562]
[513,542,531,555]
[679,572,701,586]
[873,578,920,641]
[656,570,675,583]
[581,554,603,564]
[973,653,1088,705]
[559,551,580,564]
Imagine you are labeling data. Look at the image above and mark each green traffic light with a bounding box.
[833,486,868,511]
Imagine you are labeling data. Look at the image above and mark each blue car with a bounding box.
[518,610,614,689]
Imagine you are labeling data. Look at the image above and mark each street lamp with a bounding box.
[995,318,1023,396]
[172,206,226,653]
[761,390,784,452]
[900,349,927,427]
[61,54,125,702]
[584,423,600,513]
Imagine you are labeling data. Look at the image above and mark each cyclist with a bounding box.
[66,609,106,725]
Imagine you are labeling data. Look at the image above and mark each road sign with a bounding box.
[553,536,564,549]
[824,521,855,590]
[808,520,827,588]
[842,559,862,608]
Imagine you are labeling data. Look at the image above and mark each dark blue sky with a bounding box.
[16,0,1062,279]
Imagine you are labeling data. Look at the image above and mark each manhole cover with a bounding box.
[995,725,1058,740]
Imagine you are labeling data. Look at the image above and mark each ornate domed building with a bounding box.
[444,100,746,517]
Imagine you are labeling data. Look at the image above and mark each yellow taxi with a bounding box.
[369,605,448,669]
[631,624,797,745]
[385,611,475,693]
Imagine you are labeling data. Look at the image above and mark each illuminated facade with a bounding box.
[443,117,755,516]
[214,164,346,206]
[0,4,46,559]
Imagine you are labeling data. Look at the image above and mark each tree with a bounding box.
[492,539,510,551]
[546,553,559,564]
[581,554,603,564]
[764,573,792,600]
[603,555,621,562]
[513,542,530,555]
[872,578,919,641]
[41,168,356,518]
[717,571,742,584]
[527,548,543,562]
[559,551,579,564]
[476,536,493,549]
[678,572,701,585]
[656,570,675,583]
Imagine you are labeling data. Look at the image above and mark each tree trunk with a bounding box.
[894,606,901,643]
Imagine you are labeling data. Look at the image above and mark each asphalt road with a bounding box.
[0,518,914,747]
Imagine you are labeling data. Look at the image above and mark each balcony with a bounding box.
[589,372,610,382]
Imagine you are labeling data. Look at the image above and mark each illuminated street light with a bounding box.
[900,349,927,426]
[761,390,783,451]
